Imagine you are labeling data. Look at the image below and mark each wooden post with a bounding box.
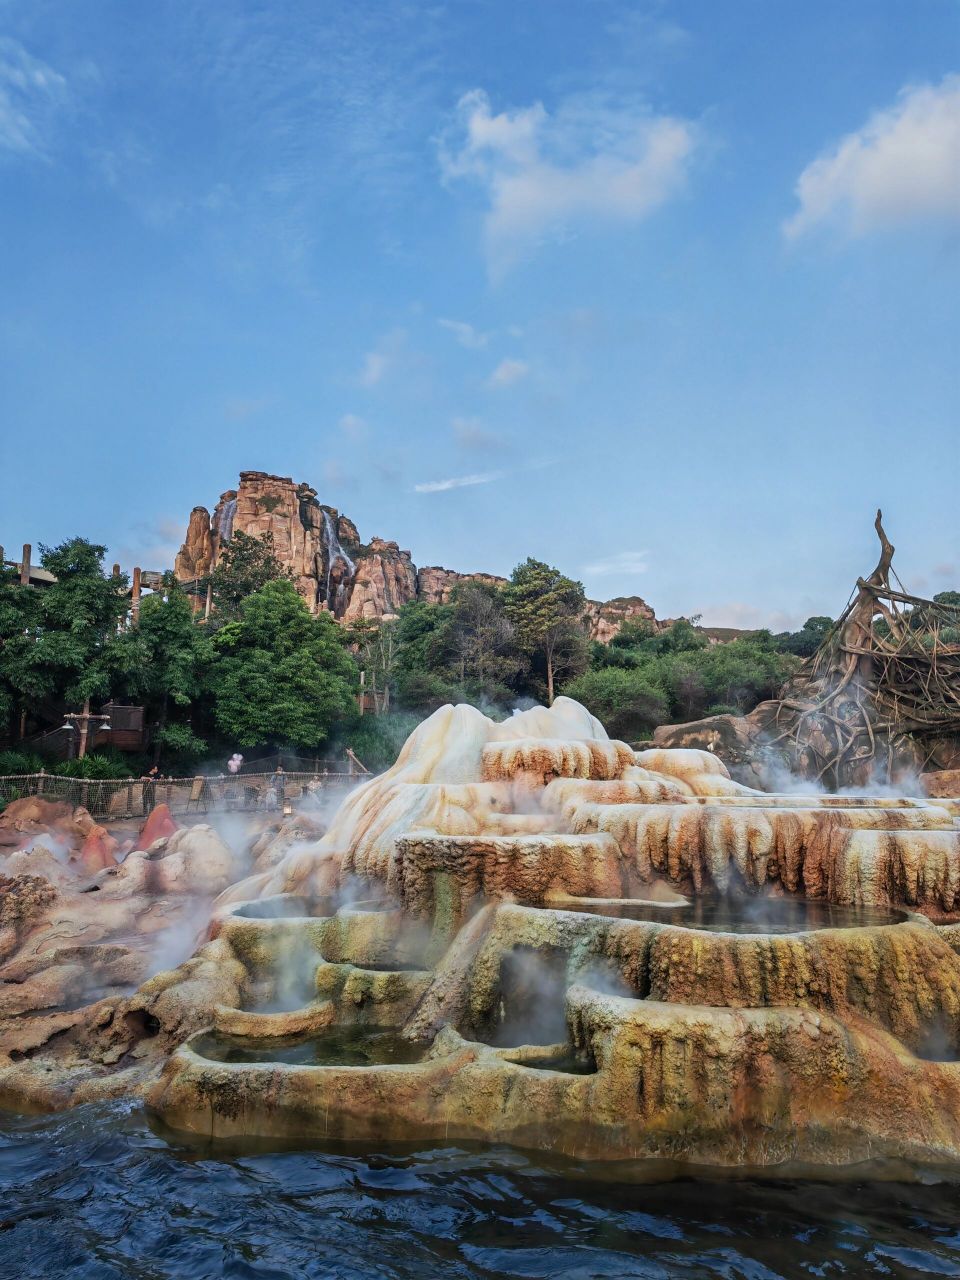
[20,544,31,586]
[131,567,142,624]
[78,698,91,760]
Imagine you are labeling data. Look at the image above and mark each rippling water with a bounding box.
[4,1104,960,1278]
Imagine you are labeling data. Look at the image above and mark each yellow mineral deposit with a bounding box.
[3,696,960,1170]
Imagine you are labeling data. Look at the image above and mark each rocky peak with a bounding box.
[173,472,659,640]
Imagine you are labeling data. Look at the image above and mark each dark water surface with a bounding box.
[553,897,907,933]
[4,1104,960,1279]
[193,1027,429,1067]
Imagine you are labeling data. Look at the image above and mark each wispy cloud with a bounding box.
[114,516,185,571]
[360,351,387,386]
[223,395,269,421]
[358,328,407,386]
[785,75,960,239]
[339,412,368,438]
[438,317,490,348]
[414,469,504,493]
[452,415,503,450]
[439,88,698,275]
[582,550,649,576]
[414,457,551,493]
[488,357,529,388]
[0,37,69,157]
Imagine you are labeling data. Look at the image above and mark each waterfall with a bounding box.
[215,498,238,544]
[322,509,356,614]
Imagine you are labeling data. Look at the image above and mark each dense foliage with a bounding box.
[209,580,358,750]
[565,619,799,739]
[5,532,914,771]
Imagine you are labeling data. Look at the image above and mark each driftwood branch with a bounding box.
[758,512,960,788]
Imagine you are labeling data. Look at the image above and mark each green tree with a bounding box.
[562,667,668,741]
[392,601,459,712]
[775,615,834,657]
[447,581,522,704]
[0,539,128,733]
[503,559,589,704]
[113,576,208,766]
[209,579,358,750]
[206,530,288,621]
[346,616,400,713]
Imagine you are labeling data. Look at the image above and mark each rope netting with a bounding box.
[0,771,360,820]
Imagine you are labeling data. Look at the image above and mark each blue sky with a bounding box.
[1,0,957,629]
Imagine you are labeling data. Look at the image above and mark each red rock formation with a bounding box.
[417,566,508,605]
[342,538,418,622]
[78,825,119,874]
[582,596,658,645]
[173,471,660,640]
[135,804,179,851]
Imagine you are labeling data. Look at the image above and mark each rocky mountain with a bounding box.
[174,471,658,641]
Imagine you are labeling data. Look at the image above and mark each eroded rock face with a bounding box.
[341,538,417,622]
[582,595,658,645]
[416,566,508,605]
[5,698,960,1172]
[172,472,658,638]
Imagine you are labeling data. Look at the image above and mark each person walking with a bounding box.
[141,764,160,815]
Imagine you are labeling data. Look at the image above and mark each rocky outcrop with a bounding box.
[416,566,508,605]
[341,539,417,622]
[174,507,215,581]
[173,471,659,639]
[582,596,657,645]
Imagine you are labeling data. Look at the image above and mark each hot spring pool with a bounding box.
[546,897,909,933]
[191,1025,428,1067]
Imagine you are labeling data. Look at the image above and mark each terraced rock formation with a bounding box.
[3,698,960,1171]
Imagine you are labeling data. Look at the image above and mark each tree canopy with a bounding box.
[208,579,358,750]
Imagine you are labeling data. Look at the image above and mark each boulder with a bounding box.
[135,804,179,851]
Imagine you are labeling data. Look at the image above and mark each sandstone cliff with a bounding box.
[582,596,657,645]
[174,471,657,640]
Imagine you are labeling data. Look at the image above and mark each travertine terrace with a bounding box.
[3,698,960,1170]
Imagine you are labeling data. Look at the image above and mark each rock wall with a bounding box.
[582,596,658,645]
[174,471,658,639]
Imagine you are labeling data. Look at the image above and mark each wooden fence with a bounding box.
[0,771,362,820]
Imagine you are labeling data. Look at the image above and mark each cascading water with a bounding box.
[321,508,356,615]
[215,497,238,544]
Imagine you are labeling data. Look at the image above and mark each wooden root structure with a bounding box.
[765,512,960,789]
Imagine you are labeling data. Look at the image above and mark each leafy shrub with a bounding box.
[0,750,46,775]
[53,752,135,779]
[563,668,669,742]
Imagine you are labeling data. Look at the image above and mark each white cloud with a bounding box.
[414,470,504,493]
[452,416,502,450]
[785,75,960,239]
[357,329,408,387]
[488,357,529,388]
[0,38,68,157]
[414,457,553,493]
[439,88,698,274]
[582,550,649,577]
[339,413,367,438]
[438,317,490,348]
[323,459,356,489]
[359,351,387,386]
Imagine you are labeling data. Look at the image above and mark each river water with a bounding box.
[4,1104,960,1278]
